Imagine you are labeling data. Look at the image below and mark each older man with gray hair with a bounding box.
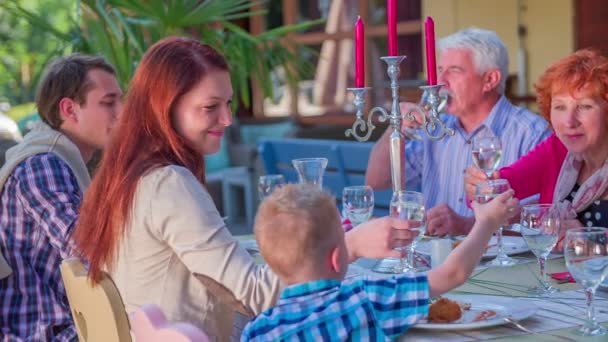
[366,27,550,236]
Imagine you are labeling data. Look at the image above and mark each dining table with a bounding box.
[236,234,608,341]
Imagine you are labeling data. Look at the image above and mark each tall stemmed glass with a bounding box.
[258,175,286,200]
[472,136,502,177]
[476,179,516,266]
[520,204,562,295]
[391,191,426,273]
[565,227,608,337]
[342,186,375,227]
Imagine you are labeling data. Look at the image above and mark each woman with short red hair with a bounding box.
[466,48,608,229]
[73,37,418,339]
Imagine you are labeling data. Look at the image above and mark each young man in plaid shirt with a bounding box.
[0,55,122,341]
[242,184,517,341]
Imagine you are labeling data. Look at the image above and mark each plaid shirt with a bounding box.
[241,274,429,341]
[0,153,79,341]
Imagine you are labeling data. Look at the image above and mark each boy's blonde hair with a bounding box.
[254,184,342,278]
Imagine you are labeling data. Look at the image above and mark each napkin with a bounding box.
[550,271,576,283]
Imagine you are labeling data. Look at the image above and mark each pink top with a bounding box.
[499,134,568,204]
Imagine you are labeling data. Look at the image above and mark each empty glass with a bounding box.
[342,186,374,227]
[292,158,328,189]
[520,204,562,295]
[472,136,503,177]
[258,175,286,200]
[565,227,608,336]
[475,179,516,267]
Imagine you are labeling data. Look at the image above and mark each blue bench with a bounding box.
[258,138,391,216]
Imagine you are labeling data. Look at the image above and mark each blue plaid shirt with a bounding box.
[241,274,429,341]
[0,153,79,341]
[405,96,550,215]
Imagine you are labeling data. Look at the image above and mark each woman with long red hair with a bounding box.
[73,37,417,339]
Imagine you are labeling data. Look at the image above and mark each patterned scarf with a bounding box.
[553,152,608,218]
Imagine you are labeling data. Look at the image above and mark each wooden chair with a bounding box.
[130,304,210,342]
[60,258,132,342]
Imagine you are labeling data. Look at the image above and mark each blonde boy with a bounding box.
[242,184,517,341]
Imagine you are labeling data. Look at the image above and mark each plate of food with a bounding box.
[415,236,530,259]
[413,294,538,330]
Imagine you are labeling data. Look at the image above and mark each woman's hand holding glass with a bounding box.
[464,166,500,202]
[565,227,608,337]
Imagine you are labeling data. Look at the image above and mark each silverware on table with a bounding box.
[503,317,578,342]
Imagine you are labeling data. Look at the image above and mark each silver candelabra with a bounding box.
[345,55,453,193]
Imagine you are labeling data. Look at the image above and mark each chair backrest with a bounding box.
[130,304,210,342]
[60,258,132,342]
[258,138,390,216]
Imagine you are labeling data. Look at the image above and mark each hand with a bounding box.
[464,166,499,201]
[554,219,584,252]
[426,204,474,236]
[471,190,518,229]
[344,216,420,261]
[399,102,425,130]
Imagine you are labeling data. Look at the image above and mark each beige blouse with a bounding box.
[111,165,281,340]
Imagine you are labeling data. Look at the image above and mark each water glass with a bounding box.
[520,204,562,295]
[565,227,608,336]
[292,158,328,189]
[391,191,426,273]
[258,174,286,200]
[475,179,516,267]
[342,186,374,227]
[472,136,502,177]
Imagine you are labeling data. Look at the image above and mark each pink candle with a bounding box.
[425,16,437,85]
[355,16,365,87]
[387,0,398,56]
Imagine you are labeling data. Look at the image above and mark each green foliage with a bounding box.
[1,0,321,110]
[0,0,75,105]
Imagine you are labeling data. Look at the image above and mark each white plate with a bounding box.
[415,236,530,259]
[412,294,538,330]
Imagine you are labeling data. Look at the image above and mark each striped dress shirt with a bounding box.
[241,274,429,341]
[0,153,79,341]
[405,96,550,216]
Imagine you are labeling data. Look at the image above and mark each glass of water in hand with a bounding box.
[258,174,286,200]
[342,186,374,227]
[565,227,608,336]
[472,136,502,177]
[520,204,562,295]
[475,179,516,267]
[390,191,426,273]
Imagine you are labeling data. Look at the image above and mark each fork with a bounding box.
[503,317,578,342]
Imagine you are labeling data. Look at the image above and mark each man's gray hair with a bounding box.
[438,27,509,94]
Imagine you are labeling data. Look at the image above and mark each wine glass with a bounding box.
[391,191,426,273]
[565,227,608,336]
[520,204,562,295]
[475,179,516,267]
[258,174,286,200]
[342,186,374,227]
[472,136,502,177]
[372,191,425,274]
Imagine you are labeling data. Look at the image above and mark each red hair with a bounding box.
[73,37,229,283]
[535,48,608,122]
